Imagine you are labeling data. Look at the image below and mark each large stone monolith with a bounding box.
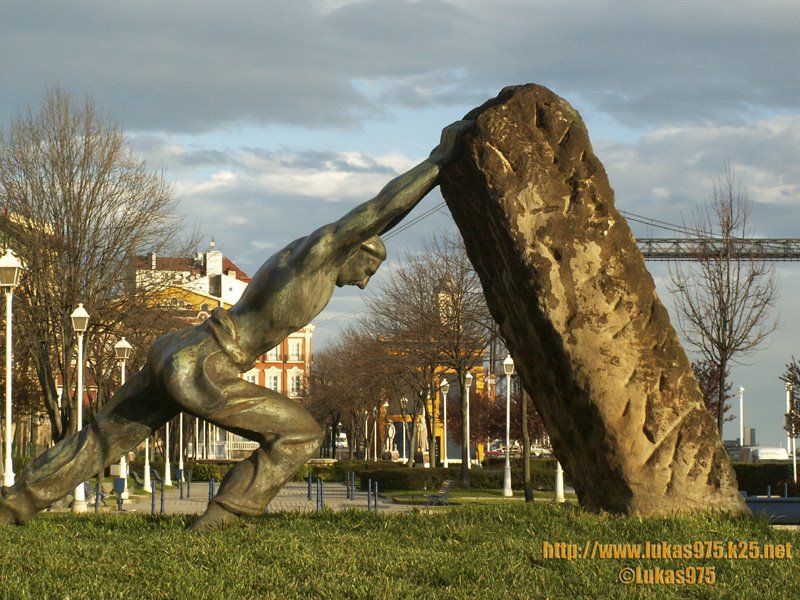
[440,84,746,516]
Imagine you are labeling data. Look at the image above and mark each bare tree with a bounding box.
[304,327,396,460]
[0,87,196,441]
[367,233,495,485]
[668,164,777,434]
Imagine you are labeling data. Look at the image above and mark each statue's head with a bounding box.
[337,235,386,289]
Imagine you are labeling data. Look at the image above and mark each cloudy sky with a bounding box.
[4,0,800,446]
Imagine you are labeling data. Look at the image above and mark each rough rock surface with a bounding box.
[439,84,746,516]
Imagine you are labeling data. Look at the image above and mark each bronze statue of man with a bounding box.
[0,120,471,529]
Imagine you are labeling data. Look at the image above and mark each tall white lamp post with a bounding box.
[114,337,133,499]
[382,400,389,458]
[399,396,408,464]
[372,406,378,462]
[0,249,22,486]
[739,385,745,446]
[465,371,473,469]
[70,304,89,513]
[502,355,515,497]
[440,379,450,468]
[178,412,184,481]
[164,419,172,486]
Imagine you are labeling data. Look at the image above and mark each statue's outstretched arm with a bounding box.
[331,120,472,247]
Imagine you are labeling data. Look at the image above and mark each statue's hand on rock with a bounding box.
[430,120,474,166]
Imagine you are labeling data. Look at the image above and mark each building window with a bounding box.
[244,370,258,385]
[289,374,302,396]
[288,339,302,361]
[267,374,279,391]
[266,346,280,361]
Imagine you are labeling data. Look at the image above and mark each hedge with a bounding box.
[356,462,563,492]
[732,462,799,496]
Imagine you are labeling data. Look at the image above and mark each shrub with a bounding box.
[733,462,795,495]
[357,468,458,491]
[292,462,349,483]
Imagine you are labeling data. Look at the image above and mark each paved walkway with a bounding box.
[98,481,415,516]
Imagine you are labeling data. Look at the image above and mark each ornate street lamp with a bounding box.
[502,355,515,497]
[114,337,133,499]
[440,379,450,468]
[382,400,389,457]
[465,371,473,470]
[0,249,22,486]
[70,303,89,513]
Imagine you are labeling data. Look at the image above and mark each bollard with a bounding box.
[352,472,357,501]
[187,469,191,499]
[179,479,184,500]
[346,472,351,499]
[307,472,313,500]
[768,485,772,499]
[94,481,101,513]
[113,477,125,511]
[151,484,156,515]
[316,479,322,511]
[785,482,789,498]
[367,478,372,511]
[209,478,216,500]
[160,478,166,514]
[321,479,325,508]
[373,481,379,512]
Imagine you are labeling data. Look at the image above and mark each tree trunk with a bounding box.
[717,358,727,434]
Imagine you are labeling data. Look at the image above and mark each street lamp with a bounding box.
[502,355,514,497]
[372,406,378,462]
[70,303,89,513]
[739,386,745,446]
[164,418,172,486]
[440,379,450,468]
[399,396,408,464]
[0,249,22,486]
[114,337,133,500]
[178,412,184,482]
[382,400,389,457]
[465,371,473,470]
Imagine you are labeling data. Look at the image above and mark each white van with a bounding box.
[741,446,790,463]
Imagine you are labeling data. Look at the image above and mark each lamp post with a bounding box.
[113,337,133,500]
[0,249,22,486]
[178,412,184,482]
[440,379,450,468]
[70,304,89,513]
[465,371,473,469]
[739,385,745,446]
[502,355,514,497]
[399,396,408,464]
[382,400,389,458]
[372,406,378,462]
[164,420,172,486]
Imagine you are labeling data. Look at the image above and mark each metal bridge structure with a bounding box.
[636,238,800,261]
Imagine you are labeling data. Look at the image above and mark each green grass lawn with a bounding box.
[0,505,797,599]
